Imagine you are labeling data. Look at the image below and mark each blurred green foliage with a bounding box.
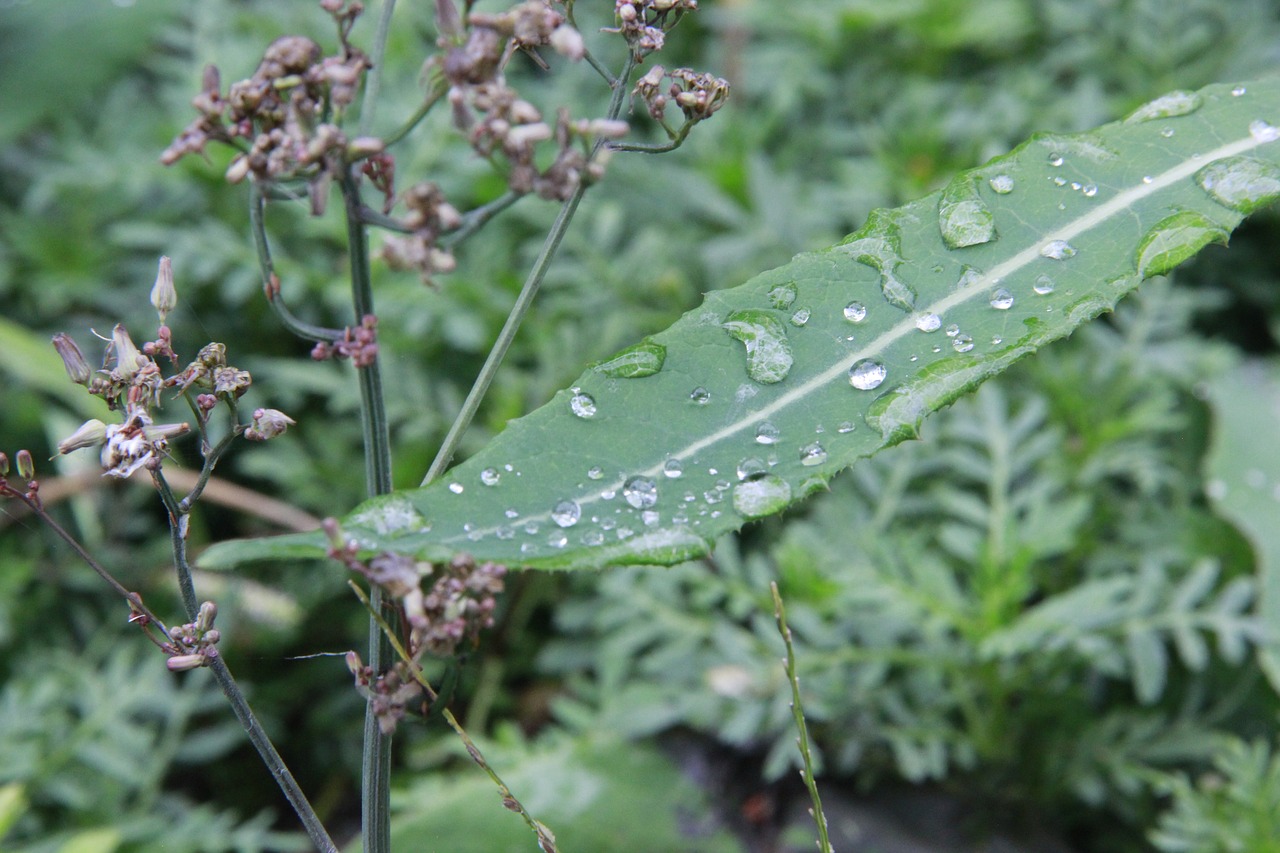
[3,0,1280,850]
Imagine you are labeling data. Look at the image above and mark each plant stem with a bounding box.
[358,0,397,137]
[422,54,637,485]
[771,582,832,853]
[339,164,395,853]
[250,185,344,343]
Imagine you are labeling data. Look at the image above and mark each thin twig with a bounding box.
[358,0,399,137]
[381,78,448,148]
[771,582,833,853]
[441,190,524,249]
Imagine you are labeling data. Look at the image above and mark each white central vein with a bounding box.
[452,128,1270,546]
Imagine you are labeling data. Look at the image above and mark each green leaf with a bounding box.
[200,79,1280,572]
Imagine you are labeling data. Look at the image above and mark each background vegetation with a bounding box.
[3,1,1280,850]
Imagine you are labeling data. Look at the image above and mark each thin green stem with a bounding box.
[381,79,448,148]
[339,164,395,853]
[609,119,694,153]
[249,186,344,343]
[358,0,398,137]
[771,582,832,853]
[422,54,637,485]
[151,469,198,619]
[441,190,524,249]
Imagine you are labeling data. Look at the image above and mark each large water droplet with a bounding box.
[755,421,781,445]
[953,334,975,353]
[551,499,580,528]
[915,313,942,333]
[663,458,684,479]
[1124,89,1203,123]
[732,474,792,519]
[1249,119,1280,143]
[939,173,997,248]
[768,282,798,309]
[690,386,711,405]
[570,390,597,418]
[839,210,915,311]
[1135,210,1229,278]
[480,467,501,486]
[837,421,856,434]
[722,310,794,384]
[843,302,867,323]
[1033,274,1055,295]
[736,457,767,481]
[799,442,828,467]
[623,476,658,509]
[944,323,960,337]
[1047,153,1064,167]
[593,339,667,379]
[849,359,887,391]
[988,174,1014,194]
[989,288,1014,310]
[1039,240,1077,260]
[1195,156,1280,214]
[790,308,810,327]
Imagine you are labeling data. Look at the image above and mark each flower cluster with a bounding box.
[611,0,699,57]
[632,64,730,125]
[52,258,296,478]
[163,601,224,672]
[310,313,380,367]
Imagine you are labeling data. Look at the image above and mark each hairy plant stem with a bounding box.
[339,164,395,853]
[422,54,637,485]
[771,582,832,853]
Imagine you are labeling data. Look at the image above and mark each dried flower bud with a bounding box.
[150,256,177,322]
[549,25,585,60]
[245,407,296,441]
[196,601,218,632]
[213,366,252,397]
[57,419,109,455]
[52,333,92,386]
[0,452,8,477]
[347,136,385,159]
[142,421,191,443]
[197,343,227,368]
[15,450,34,481]
[167,654,207,672]
[202,629,221,645]
[225,155,251,184]
[110,325,145,382]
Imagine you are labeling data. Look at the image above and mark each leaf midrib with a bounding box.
[443,129,1271,548]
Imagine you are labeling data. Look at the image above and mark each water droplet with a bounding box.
[690,386,711,405]
[587,466,604,480]
[790,308,810,326]
[953,334,975,353]
[1082,184,1098,197]
[570,390,597,418]
[704,489,722,504]
[601,488,616,500]
[915,313,942,333]
[1135,210,1229,278]
[1040,240,1077,260]
[1125,89,1203,124]
[1047,153,1064,167]
[1232,85,1247,97]
[480,467,501,486]
[991,335,1003,345]
[939,173,996,248]
[496,526,515,540]
[843,302,867,323]
[799,442,827,467]
[593,339,667,379]
[551,499,581,528]
[837,421,856,434]
[722,310,794,384]
[988,174,1014,194]
[505,508,519,518]
[623,476,658,509]
[1160,127,1175,138]
[524,520,540,534]
[1195,156,1280,214]
[1051,176,1067,187]
[736,457,767,481]
[732,474,792,519]
[839,210,915,310]
[641,510,659,526]
[945,323,960,337]
[768,282,798,309]
[547,531,568,548]
[663,458,684,479]
[755,422,781,444]
[1250,119,1280,143]
[583,530,605,546]
[616,527,634,540]
[521,542,536,554]
[448,482,464,494]
[849,359,887,391]
[989,288,1014,310]
[1033,274,1055,295]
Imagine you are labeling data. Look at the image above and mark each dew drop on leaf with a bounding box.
[790,308,810,326]
[988,174,1014,194]
[1040,240,1077,260]
[945,323,960,337]
[690,386,711,405]
[1249,119,1280,142]
[768,282,797,309]
[989,288,1014,310]
[1194,156,1280,214]
[953,334,975,353]
[755,421,781,444]
[736,457,767,481]
[1135,211,1229,278]
[722,310,794,384]
[449,482,464,494]
[583,530,604,546]
[663,458,684,479]
[480,467,501,486]
[570,390,597,418]
[1232,85,1247,97]
[1082,184,1098,197]
[1047,153,1064,167]
[839,210,916,310]
[623,476,658,509]
[938,173,997,248]
[799,442,828,467]
[1124,89,1203,123]
[587,466,604,480]
[915,312,942,332]
[732,474,792,519]
[550,499,581,528]
[1033,274,1055,295]
[837,421,856,434]
[547,531,568,548]
[843,302,867,323]
[592,339,667,379]
[849,359,887,391]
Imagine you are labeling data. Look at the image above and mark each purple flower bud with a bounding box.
[150,256,177,322]
[52,333,92,386]
[166,654,207,672]
[196,601,218,632]
[110,325,145,382]
[245,407,296,441]
[57,419,109,455]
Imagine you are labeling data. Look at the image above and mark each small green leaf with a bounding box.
[200,78,1280,573]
